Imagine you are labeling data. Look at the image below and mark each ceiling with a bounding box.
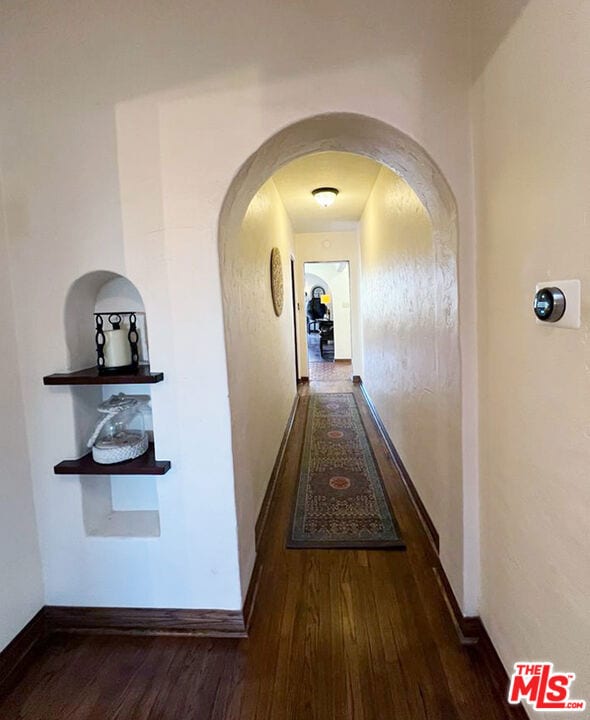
[272,151,383,233]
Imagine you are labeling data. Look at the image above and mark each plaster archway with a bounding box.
[218,112,471,611]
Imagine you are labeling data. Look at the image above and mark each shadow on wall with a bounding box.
[470,0,530,79]
[65,271,122,373]
[2,1,472,109]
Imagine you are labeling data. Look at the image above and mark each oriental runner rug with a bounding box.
[287,393,404,549]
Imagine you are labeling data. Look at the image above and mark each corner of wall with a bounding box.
[0,171,45,651]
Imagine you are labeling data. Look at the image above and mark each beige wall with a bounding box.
[473,1,590,713]
[360,167,463,600]
[224,179,297,594]
[2,0,589,688]
[0,185,44,651]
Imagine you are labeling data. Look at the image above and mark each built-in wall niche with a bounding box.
[44,271,163,385]
[81,477,160,538]
[43,271,170,539]
[95,276,149,373]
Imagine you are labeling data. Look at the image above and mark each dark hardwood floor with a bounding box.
[0,381,523,719]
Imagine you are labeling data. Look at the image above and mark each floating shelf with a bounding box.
[43,365,164,386]
[54,442,171,476]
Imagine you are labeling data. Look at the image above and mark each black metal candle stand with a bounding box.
[95,311,141,375]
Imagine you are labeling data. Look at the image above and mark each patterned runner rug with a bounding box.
[288,393,404,549]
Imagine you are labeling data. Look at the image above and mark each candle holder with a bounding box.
[95,312,140,375]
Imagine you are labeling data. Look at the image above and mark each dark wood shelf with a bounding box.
[54,442,171,476]
[43,365,164,386]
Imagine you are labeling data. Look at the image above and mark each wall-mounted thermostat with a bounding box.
[533,287,566,322]
[533,279,581,329]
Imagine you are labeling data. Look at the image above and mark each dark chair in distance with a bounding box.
[319,321,334,360]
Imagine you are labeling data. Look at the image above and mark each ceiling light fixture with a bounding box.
[312,187,339,208]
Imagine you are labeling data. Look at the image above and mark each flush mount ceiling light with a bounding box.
[312,187,339,208]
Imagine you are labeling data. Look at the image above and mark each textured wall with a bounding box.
[473,2,590,713]
[0,188,44,651]
[360,167,463,599]
[0,0,476,627]
[224,179,297,594]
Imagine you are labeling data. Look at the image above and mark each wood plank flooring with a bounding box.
[0,381,524,719]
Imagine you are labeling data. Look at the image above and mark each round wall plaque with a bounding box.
[270,247,284,317]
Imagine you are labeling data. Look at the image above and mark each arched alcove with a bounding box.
[64,270,150,372]
[61,270,159,538]
[218,112,470,607]
[64,270,121,372]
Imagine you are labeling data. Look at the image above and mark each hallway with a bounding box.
[0,381,523,720]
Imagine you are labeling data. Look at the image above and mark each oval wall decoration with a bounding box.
[270,247,284,317]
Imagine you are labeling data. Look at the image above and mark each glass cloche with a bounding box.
[87,393,149,464]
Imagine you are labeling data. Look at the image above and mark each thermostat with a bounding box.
[533,287,566,322]
[534,279,581,329]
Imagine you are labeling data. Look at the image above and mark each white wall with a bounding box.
[0,184,44,651]
[473,1,590,712]
[360,167,463,600]
[304,262,352,360]
[296,233,362,377]
[4,4,586,681]
[0,0,477,620]
[223,178,297,595]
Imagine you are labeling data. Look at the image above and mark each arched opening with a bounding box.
[219,113,467,607]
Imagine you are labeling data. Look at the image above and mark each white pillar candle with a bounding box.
[103,328,132,368]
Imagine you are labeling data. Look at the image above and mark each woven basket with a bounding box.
[92,431,148,465]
